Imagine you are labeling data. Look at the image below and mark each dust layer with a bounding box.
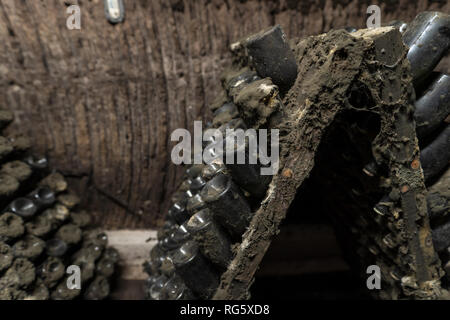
[215,29,369,299]
[213,27,443,300]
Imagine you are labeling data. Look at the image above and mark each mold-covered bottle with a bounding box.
[200,173,252,238]
[186,208,233,269]
[403,12,450,85]
[170,240,219,299]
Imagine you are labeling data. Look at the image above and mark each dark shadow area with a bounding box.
[252,109,382,300]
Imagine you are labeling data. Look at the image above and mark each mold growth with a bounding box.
[214,27,443,300]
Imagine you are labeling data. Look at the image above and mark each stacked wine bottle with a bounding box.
[339,12,450,297]
[143,22,301,300]
[0,108,119,300]
[145,105,266,299]
[145,12,449,300]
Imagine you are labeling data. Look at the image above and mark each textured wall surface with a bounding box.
[0,0,448,228]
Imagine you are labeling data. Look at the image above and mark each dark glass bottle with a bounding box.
[403,12,450,85]
[187,208,233,269]
[200,173,252,238]
[170,240,219,299]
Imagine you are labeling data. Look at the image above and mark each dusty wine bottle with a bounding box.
[72,254,96,283]
[23,155,48,170]
[432,221,450,252]
[157,219,177,240]
[170,223,191,246]
[39,208,61,227]
[7,136,30,155]
[149,253,166,274]
[25,215,52,238]
[414,73,450,139]
[200,173,252,238]
[160,275,195,300]
[0,212,24,242]
[373,195,393,216]
[218,118,247,134]
[362,161,379,177]
[170,240,219,299]
[403,11,450,85]
[45,238,68,257]
[189,176,207,194]
[55,223,82,246]
[186,193,207,215]
[185,164,205,179]
[7,197,37,219]
[103,247,119,264]
[69,210,92,228]
[212,102,240,127]
[0,242,13,272]
[160,255,176,277]
[427,167,449,220]
[37,257,65,288]
[96,257,115,278]
[143,258,160,276]
[28,186,56,209]
[51,277,80,300]
[201,159,228,181]
[4,257,36,288]
[444,260,450,281]
[0,173,19,204]
[167,202,190,225]
[39,173,68,193]
[171,190,189,206]
[145,275,158,291]
[179,178,193,192]
[27,280,49,300]
[80,242,104,262]
[148,274,169,300]
[203,118,248,151]
[0,109,13,130]
[388,20,408,33]
[12,235,45,260]
[226,69,260,95]
[223,135,272,198]
[420,124,450,182]
[244,25,298,93]
[1,161,32,183]
[186,208,233,269]
[57,193,80,209]
[160,223,191,252]
[83,229,108,248]
[84,276,110,300]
